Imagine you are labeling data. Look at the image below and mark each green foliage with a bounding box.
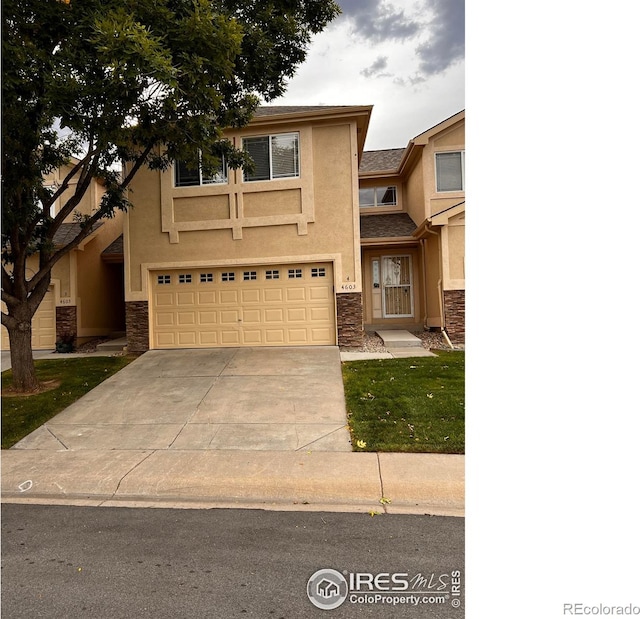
[342,352,465,454]
[2,0,340,251]
[1,0,339,387]
[1,356,134,449]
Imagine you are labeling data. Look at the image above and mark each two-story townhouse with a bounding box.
[124,105,372,352]
[1,159,126,351]
[359,111,465,344]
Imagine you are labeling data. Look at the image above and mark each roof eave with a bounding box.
[360,236,419,246]
[250,105,373,162]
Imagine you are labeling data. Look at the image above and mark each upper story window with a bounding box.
[174,156,227,187]
[435,151,465,192]
[243,132,300,182]
[359,185,397,208]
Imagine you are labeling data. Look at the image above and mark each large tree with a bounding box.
[2,0,340,392]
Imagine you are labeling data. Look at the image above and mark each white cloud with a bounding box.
[275,0,465,150]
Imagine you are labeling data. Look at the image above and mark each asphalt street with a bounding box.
[1,504,464,618]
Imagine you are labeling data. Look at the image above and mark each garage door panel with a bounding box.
[198,291,216,305]
[156,312,175,326]
[151,262,335,348]
[219,290,239,304]
[287,308,306,322]
[241,289,260,303]
[199,311,218,325]
[310,307,330,322]
[264,309,284,323]
[309,286,330,301]
[199,331,219,345]
[155,292,175,306]
[264,289,283,303]
[311,328,332,343]
[242,309,262,323]
[178,332,197,345]
[242,329,262,344]
[220,310,240,324]
[1,287,56,351]
[286,288,306,302]
[220,330,240,344]
[265,330,285,343]
[177,312,196,325]
[177,292,195,305]
[287,328,308,343]
[157,332,176,346]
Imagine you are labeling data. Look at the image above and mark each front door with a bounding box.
[382,256,413,318]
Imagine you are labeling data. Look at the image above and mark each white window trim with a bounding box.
[242,132,300,182]
[435,150,465,193]
[359,185,398,208]
[381,255,414,319]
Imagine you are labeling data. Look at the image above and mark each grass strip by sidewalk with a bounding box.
[342,351,464,454]
[1,356,134,449]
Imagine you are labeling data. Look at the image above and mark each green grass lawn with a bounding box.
[342,351,464,454]
[1,356,134,449]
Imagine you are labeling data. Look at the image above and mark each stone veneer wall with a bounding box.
[56,306,77,343]
[125,301,150,352]
[336,293,364,347]
[443,290,465,344]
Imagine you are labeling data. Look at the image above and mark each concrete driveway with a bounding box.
[13,347,352,452]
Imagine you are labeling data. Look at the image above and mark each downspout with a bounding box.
[422,224,455,350]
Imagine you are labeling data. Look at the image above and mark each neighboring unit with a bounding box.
[359,111,465,343]
[1,159,125,351]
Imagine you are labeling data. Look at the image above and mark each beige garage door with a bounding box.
[1,287,56,351]
[150,262,335,348]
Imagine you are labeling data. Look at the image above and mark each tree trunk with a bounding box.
[7,320,39,392]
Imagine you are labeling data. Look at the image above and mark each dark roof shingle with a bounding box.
[253,105,352,117]
[360,213,417,239]
[102,233,123,255]
[359,148,405,173]
[52,222,103,247]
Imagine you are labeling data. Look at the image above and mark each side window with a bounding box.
[435,152,464,192]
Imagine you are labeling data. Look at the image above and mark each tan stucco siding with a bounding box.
[76,212,125,335]
[44,162,106,221]
[444,223,465,287]
[425,234,443,328]
[125,120,360,301]
[421,119,465,220]
[404,161,425,226]
[432,123,464,149]
[447,225,465,281]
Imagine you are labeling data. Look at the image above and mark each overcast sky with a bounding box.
[273,0,464,151]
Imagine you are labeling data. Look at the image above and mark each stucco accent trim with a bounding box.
[161,127,316,243]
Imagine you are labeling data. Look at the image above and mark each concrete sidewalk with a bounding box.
[0,449,464,516]
[1,347,464,516]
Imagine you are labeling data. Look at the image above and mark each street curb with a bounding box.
[1,450,464,517]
